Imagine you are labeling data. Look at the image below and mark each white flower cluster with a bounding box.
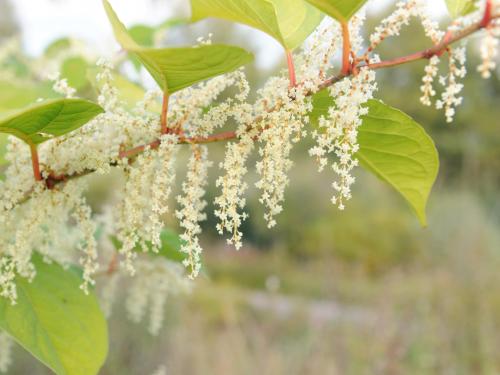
[478,23,500,78]
[436,46,467,123]
[420,45,468,124]
[214,128,255,249]
[420,55,440,106]
[176,146,212,278]
[255,81,310,228]
[369,1,425,51]
[297,18,341,83]
[0,171,98,300]
[48,72,76,98]
[310,69,377,209]
[116,138,178,274]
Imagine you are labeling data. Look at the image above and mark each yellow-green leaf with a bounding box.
[305,0,367,23]
[103,0,254,93]
[0,256,108,375]
[0,79,61,178]
[445,0,477,19]
[0,98,103,145]
[358,100,439,226]
[190,0,324,50]
[310,91,439,226]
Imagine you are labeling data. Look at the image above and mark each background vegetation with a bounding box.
[2,1,500,374]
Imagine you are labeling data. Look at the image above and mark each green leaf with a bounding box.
[0,80,61,178]
[305,0,367,23]
[444,0,477,19]
[61,57,91,91]
[310,91,439,226]
[0,98,103,145]
[0,255,108,375]
[103,0,254,93]
[358,101,439,226]
[110,228,187,263]
[190,0,324,50]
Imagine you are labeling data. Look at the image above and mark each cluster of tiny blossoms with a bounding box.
[176,146,212,278]
[0,6,498,364]
[310,69,377,209]
[478,12,500,78]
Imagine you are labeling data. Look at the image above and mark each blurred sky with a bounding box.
[11,0,448,68]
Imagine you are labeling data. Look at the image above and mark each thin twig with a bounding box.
[286,50,297,87]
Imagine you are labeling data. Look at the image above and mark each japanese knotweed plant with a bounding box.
[0,0,498,373]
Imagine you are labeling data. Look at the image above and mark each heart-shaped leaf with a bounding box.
[305,0,367,23]
[445,0,477,19]
[190,0,324,51]
[103,0,254,93]
[0,98,103,145]
[310,91,439,226]
[0,255,108,375]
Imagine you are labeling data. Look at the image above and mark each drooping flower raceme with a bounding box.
[310,68,377,209]
[176,145,212,278]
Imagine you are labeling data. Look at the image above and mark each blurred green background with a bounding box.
[2,1,500,374]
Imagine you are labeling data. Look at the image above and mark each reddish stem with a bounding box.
[29,144,42,181]
[286,50,297,87]
[119,131,238,160]
[160,92,169,134]
[481,0,493,27]
[341,21,352,75]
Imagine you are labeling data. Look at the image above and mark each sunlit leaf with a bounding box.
[190,0,324,50]
[445,0,476,19]
[358,100,439,226]
[305,0,367,23]
[310,91,439,226]
[103,0,254,93]
[0,99,103,145]
[0,255,108,375]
